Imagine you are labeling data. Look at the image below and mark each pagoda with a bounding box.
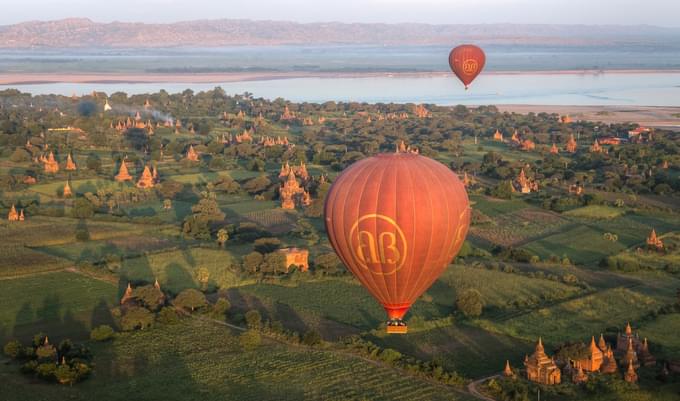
[186,145,199,162]
[136,166,156,189]
[511,130,521,144]
[104,99,112,111]
[301,190,312,207]
[414,104,430,118]
[7,205,19,221]
[115,160,133,182]
[280,170,304,210]
[600,345,618,374]
[63,181,73,198]
[296,161,309,181]
[44,152,60,174]
[493,129,503,141]
[598,334,607,352]
[550,143,559,155]
[462,172,472,187]
[590,139,606,153]
[565,134,577,153]
[561,115,573,124]
[502,360,514,377]
[65,153,77,171]
[144,99,152,109]
[621,338,640,369]
[638,338,656,367]
[514,169,538,194]
[277,248,309,272]
[279,162,291,180]
[576,336,604,372]
[521,139,536,151]
[120,283,134,305]
[524,338,561,385]
[646,229,664,251]
[617,322,641,353]
[281,105,296,121]
[572,363,588,384]
[624,361,638,383]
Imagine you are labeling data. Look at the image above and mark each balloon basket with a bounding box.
[386,325,408,334]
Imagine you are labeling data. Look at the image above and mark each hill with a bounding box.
[2,18,680,48]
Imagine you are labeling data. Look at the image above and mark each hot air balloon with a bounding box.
[324,145,471,334]
[448,44,486,90]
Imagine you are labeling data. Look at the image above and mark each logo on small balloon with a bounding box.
[462,59,478,75]
[349,214,407,275]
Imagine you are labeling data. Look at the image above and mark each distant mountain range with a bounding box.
[1,18,680,48]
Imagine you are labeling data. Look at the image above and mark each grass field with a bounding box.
[563,205,626,219]
[476,287,662,344]
[0,318,476,401]
[639,314,680,359]
[0,271,117,342]
[119,248,240,295]
[470,208,570,247]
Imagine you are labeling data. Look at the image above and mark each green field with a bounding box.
[640,314,680,359]
[0,271,117,342]
[0,318,476,401]
[563,205,626,219]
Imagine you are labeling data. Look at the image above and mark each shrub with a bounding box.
[3,340,23,359]
[211,298,230,319]
[456,288,484,318]
[245,310,262,330]
[301,330,322,346]
[157,307,181,325]
[173,289,207,312]
[379,348,402,364]
[90,325,115,342]
[239,330,262,350]
[121,307,154,331]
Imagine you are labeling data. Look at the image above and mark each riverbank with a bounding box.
[496,105,680,128]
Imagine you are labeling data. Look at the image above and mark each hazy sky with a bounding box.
[1,0,679,27]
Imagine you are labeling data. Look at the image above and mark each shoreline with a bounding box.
[2,69,680,85]
[495,105,680,128]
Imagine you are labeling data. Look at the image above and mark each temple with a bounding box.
[280,105,296,121]
[624,361,638,383]
[503,360,514,377]
[414,104,430,118]
[590,139,606,153]
[646,229,664,251]
[493,129,503,141]
[280,170,305,209]
[8,205,20,221]
[524,338,561,385]
[277,248,309,272]
[521,139,536,151]
[513,169,539,194]
[65,153,77,171]
[104,99,112,111]
[115,159,133,182]
[550,143,559,154]
[575,337,604,372]
[511,130,521,144]
[561,115,573,124]
[186,145,199,162]
[63,181,72,197]
[136,165,156,189]
[43,151,60,174]
[565,134,578,153]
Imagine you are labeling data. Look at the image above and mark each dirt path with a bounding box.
[467,375,499,401]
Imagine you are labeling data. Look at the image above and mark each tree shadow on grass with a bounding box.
[165,262,197,296]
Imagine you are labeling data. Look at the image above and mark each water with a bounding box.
[2,72,680,106]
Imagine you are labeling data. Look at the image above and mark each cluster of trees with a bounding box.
[3,334,93,385]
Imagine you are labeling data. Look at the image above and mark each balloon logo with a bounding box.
[449,44,486,90]
[325,150,471,334]
[350,214,408,275]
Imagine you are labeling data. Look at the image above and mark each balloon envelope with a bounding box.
[324,152,470,331]
[449,44,486,89]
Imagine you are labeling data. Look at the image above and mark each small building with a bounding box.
[278,248,309,272]
[63,181,73,198]
[521,139,536,151]
[136,165,156,189]
[524,338,561,385]
[624,361,638,383]
[503,360,514,377]
[576,337,604,372]
[186,145,199,162]
[44,151,60,174]
[115,160,133,182]
[565,134,577,153]
[646,229,664,251]
[493,129,504,142]
[65,153,77,171]
[550,143,559,154]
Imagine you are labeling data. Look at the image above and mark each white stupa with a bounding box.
[104,99,112,112]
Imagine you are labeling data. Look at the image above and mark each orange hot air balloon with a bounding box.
[449,44,486,90]
[324,148,470,334]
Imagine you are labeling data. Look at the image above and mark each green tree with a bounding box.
[491,180,514,200]
[239,330,262,350]
[242,176,271,194]
[132,285,165,311]
[302,330,322,346]
[242,252,264,273]
[173,289,207,312]
[217,228,229,247]
[253,237,281,253]
[3,340,23,359]
[245,310,262,330]
[456,288,484,318]
[121,306,154,331]
[85,153,102,172]
[71,198,94,219]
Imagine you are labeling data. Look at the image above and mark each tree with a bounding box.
[85,153,101,172]
[239,330,262,350]
[182,197,225,240]
[10,148,31,163]
[491,180,514,200]
[121,306,154,331]
[242,252,264,273]
[456,289,483,318]
[314,253,342,275]
[211,298,231,319]
[217,228,229,247]
[77,100,97,117]
[242,176,271,194]
[173,289,207,312]
[90,325,115,341]
[3,340,23,359]
[253,237,281,253]
[302,330,322,346]
[71,198,94,219]
[131,285,165,311]
[245,310,262,330]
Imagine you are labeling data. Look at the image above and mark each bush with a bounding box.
[211,298,230,319]
[35,363,57,380]
[456,288,484,318]
[301,330,322,346]
[71,198,94,219]
[173,289,207,312]
[245,310,262,330]
[157,307,181,324]
[121,307,154,331]
[90,325,115,342]
[253,237,282,253]
[3,340,23,359]
[378,348,402,364]
[239,330,262,350]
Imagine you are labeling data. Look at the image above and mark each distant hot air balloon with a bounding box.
[324,146,471,334]
[448,44,486,90]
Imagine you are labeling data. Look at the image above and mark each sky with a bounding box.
[1,0,679,27]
